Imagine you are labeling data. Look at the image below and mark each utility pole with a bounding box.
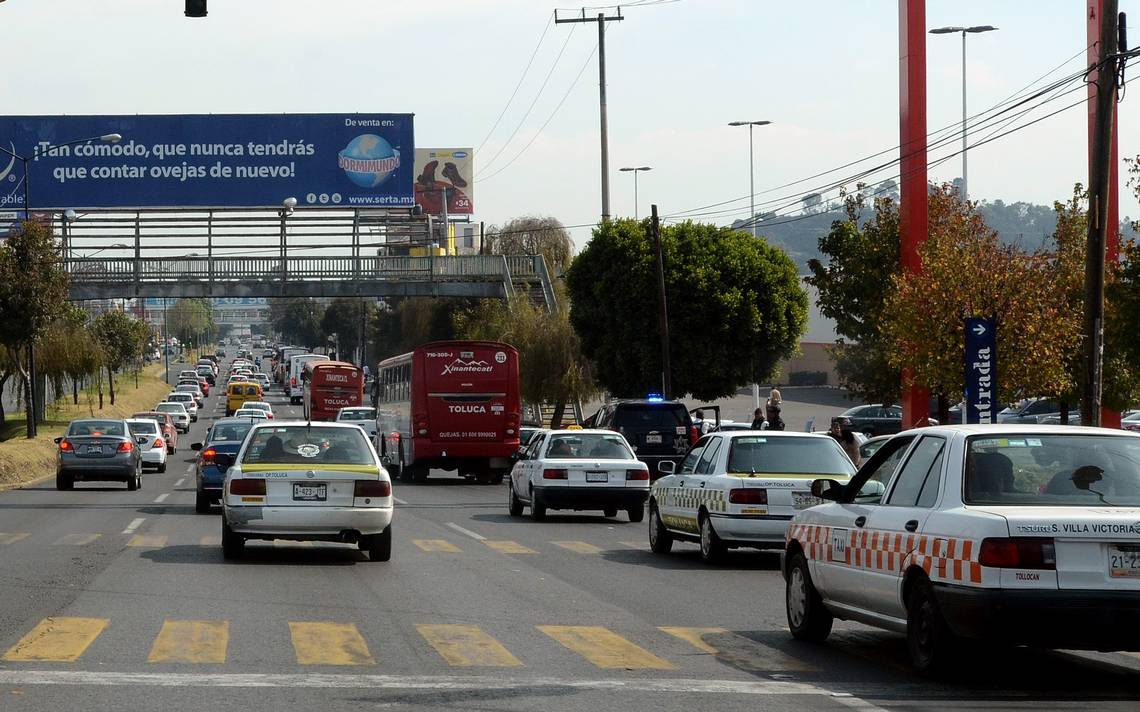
[650,205,671,398]
[1082,0,1120,427]
[556,8,624,221]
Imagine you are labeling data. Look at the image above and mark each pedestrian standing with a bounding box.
[766,389,785,431]
[750,407,767,429]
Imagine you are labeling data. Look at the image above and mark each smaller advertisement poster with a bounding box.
[414,148,473,215]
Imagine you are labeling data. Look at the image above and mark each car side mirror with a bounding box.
[190,442,203,451]
[811,478,845,501]
[213,453,235,469]
[53,436,63,444]
[658,460,676,475]
[511,450,525,461]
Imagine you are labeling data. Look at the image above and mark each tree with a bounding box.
[167,298,214,345]
[485,216,574,273]
[370,297,471,362]
[269,298,325,346]
[92,310,145,406]
[566,219,807,401]
[321,298,375,363]
[801,192,823,214]
[805,191,902,404]
[0,220,69,436]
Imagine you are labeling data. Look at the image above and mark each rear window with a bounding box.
[128,421,159,435]
[613,404,689,430]
[964,434,1140,507]
[244,386,260,396]
[68,420,126,437]
[156,404,184,413]
[544,433,633,459]
[339,409,376,421]
[241,426,373,466]
[726,436,856,476]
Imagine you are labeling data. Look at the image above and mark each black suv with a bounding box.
[583,399,697,480]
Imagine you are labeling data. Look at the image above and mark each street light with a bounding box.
[619,166,652,220]
[930,25,998,200]
[0,132,122,439]
[728,121,771,238]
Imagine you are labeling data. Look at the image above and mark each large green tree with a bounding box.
[321,297,375,363]
[167,298,215,345]
[269,298,325,347]
[370,298,471,362]
[566,219,807,401]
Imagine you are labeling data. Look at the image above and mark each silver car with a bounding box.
[55,418,143,490]
[156,402,191,433]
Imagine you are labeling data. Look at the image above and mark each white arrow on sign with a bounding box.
[972,323,987,336]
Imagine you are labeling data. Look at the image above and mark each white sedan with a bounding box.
[219,421,393,561]
[650,431,857,563]
[783,424,1140,673]
[507,429,650,522]
[239,401,274,419]
[335,406,378,440]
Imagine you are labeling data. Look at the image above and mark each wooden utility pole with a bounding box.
[1081,0,1120,427]
[555,8,624,221]
[650,205,671,398]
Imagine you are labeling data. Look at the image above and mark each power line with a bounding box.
[473,13,555,158]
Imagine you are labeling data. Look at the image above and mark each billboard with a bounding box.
[0,113,414,209]
[414,148,473,215]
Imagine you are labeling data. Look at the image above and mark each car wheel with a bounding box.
[126,470,139,491]
[507,479,524,517]
[195,490,211,514]
[167,445,175,455]
[698,513,726,564]
[786,551,833,641]
[361,526,392,562]
[906,576,957,674]
[158,461,167,474]
[648,503,673,554]
[603,507,618,518]
[490,472,505,485]
[627,505,645,523]
[221,518,245,559]
[530,490,547,521]
[55,472,74,491]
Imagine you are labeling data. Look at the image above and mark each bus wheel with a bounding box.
[412,466,429,483]
[490,471,505,485]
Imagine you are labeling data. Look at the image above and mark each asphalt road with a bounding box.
[0,356,1137,711]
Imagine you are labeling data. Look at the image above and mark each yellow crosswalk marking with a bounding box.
[53,533,101,546]
[659,626,818,672]
[0,533,30,545]
[484,540,537,554]
[289,622,373,665]
[148,620,228,663]
[539,625,674,669]
[552,541,602,554]
[127,535,167,548]
[199,536,221,546]
[413,539,462,553]
[416,624,523,667]
[2,617,109,662]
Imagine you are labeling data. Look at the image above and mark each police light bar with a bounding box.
[646,393,664,402]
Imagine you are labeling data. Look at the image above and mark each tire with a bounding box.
[195,490,211,514]
[906,576,957,674]
[167,445,175,455]
[603,507,618,518]
[126,470,139,491]
[491,472,505,485]
[786,551,833,642]
[627,505,645,523]
[508,479,524,517]
[360,526,392,562]
[158,461,167,474]
[531,490,547,521]
[56,472,74,491]
[221,518,245,559]
[648,503,673,554]
[698,512,726,564]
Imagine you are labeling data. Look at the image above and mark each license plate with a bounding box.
[586,471,608,483]
[1108,545,1140,578]
[645,433,662,444]
[85,445,103,455]
[792,491,822,510]
[292,483,327,502]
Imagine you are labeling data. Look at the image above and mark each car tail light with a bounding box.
[689,425,699,445]
[729,488,768,504]
[354,480,391,498]
[543,468,568,480]
[117,441,134,452]
[506,413,519,437]
[201,447,217,463]
[229,479,266,496]
[415,416,428,437]
[979,537,1056,570]
[59,438,73,452]
[626,469,649,481]
[153,438,164,449]
[291,377,296,386]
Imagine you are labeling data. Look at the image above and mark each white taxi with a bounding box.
[218,421,393,561]
[783,425,1140,672]
[650,431,857,563]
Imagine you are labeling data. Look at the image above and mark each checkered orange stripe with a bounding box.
[788,523,982,585]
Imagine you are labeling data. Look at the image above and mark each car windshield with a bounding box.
[613,404,687,429]
[127,421,159,435]
[339,409,376,421]
[241,426,373,466]
[544,433,633,459]
[157,403,185,413]
[210,422,255,442]
[726,436,856,476]
[964,434,1140,507]
[68,420,126,437]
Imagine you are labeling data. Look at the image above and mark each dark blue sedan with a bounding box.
[191,417,256,513]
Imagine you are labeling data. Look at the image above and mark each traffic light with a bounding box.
[185,0,207,17]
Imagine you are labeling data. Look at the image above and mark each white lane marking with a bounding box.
[393,497,408,505]
[185,464,194,474]
[445,522,486,541]
[153,494,170,503]
[828,693,893,712]
[174,478,185,487]
[122,518,145,535]
[0,671,839,695]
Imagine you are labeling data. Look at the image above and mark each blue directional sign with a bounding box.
[0,113,414,210]
[964,317,997,424]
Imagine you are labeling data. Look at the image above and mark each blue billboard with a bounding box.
[0,113,414,209]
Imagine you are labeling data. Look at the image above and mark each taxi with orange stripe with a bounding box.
[217,421,393,562]
[648,431,856,563]
[783,424,1140,673]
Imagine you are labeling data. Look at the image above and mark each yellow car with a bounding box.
[226,381,263,417]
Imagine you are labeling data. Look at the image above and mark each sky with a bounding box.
[1,0,1136,250]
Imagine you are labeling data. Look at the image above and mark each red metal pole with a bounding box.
[899,0,930,427]
[1089,0,1122,428]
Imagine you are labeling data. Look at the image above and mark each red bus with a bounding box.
[302,360,364,421]
[375,341,520,484]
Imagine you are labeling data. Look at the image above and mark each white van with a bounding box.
[277,347,307,387]
[288,353,328,404]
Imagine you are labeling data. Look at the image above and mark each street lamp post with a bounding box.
[728,121,771,238]
[929,25,998,200]
[619,166,652,220]
[0,133,122,439]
